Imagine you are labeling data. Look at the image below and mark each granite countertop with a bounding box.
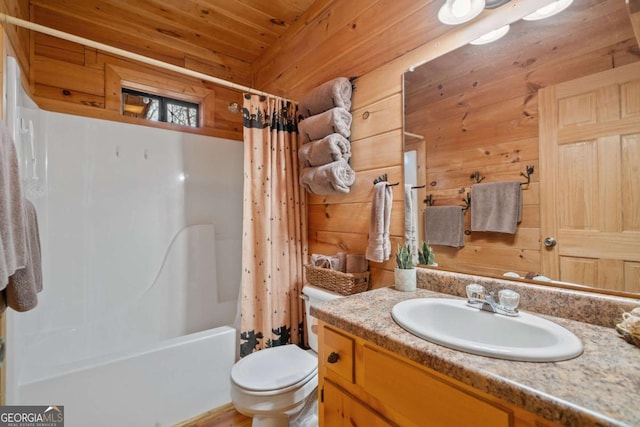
[311,287,640,427]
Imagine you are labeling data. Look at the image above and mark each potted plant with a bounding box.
[395,243,417,291]
[418,241,437,266]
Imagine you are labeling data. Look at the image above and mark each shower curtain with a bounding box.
[239,94,307,357]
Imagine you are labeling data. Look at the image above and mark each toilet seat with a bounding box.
[231,345,317,395]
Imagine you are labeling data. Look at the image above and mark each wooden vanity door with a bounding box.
[539,61,640,292]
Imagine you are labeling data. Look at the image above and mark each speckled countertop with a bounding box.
[311,287,640,427]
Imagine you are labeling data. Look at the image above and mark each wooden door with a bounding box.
[539,62,640,293]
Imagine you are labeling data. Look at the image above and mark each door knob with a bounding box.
[327,352,340,364]
[544,237,557,247]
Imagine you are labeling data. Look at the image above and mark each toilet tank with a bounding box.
[302,285,343,352]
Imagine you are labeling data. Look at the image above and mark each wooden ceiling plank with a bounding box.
[32,3,254,83]
[31,0,261,63]
[193,0,288,37]
[107,0,278,54]
[229,0,316,28]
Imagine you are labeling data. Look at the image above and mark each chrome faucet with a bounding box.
[466,284,520,317]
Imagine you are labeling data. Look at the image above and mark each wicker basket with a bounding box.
[304,264,369,296]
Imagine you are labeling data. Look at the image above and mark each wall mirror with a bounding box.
[403,0,640,297]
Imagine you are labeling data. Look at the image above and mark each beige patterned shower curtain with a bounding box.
[239,94,308,357]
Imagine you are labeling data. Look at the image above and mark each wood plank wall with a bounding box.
[255,0,640,287]
[2,0,638,288]
[1,0,244,141]
[404,0,640,279]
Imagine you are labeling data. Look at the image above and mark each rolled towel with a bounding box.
[298,133,351,167]
[299,77,353,118]
[298,107,352,143]
[346,254,368,273]
[299,158,355,195]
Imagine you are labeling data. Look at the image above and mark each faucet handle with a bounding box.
[498,289,520,311]
[466,283,485,303]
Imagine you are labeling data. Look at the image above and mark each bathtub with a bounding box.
[17,326,236,427]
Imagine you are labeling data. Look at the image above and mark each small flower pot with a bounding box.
[394,267,417,292]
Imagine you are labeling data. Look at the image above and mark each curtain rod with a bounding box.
[0,12,292,103]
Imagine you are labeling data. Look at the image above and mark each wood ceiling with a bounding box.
[29,0,317,87]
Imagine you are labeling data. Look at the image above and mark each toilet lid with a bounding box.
[231,344,317,392]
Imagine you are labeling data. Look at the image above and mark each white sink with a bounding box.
[391,298,583,362]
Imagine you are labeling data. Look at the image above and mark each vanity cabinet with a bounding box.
[318,322,561,427]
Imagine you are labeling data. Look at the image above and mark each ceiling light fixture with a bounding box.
[484,0,511,9]
[469,24,510,45]
[522,0,573,21]
[438,0,486,25]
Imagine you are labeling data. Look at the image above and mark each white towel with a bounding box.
[404,185,418,264]
[298,107,352,143]
[299,158,355,195]
[0,121,27,289]
[299,77,352,118]
[366,182,393,263]
[298,133,351,167]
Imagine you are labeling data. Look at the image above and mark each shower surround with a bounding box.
[4,57,243,426]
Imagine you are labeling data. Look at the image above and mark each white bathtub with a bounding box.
[18,326,236,427]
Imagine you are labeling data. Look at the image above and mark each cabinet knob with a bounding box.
[327,351,340,364]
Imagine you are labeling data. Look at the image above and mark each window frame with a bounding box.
[122,87,200,128]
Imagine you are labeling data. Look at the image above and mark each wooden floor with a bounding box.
[175,403,251,427]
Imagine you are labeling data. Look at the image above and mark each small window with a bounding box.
[122,88,199,128]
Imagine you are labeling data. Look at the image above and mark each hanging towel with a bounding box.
[470,181,522,234]
[299,158,355,195]
[299,77,353,118]
[424,206,465,248]
[298,133,351,167]
[404,185,419,264]
[366,182,393,263]
[0,121,27,289]
[298,107,352,143]
[0,199,42,313]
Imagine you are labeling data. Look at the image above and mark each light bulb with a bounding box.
[522,0,573,21]
[470,24,510,45]
[451,0,472,18]
[438,0,486,25]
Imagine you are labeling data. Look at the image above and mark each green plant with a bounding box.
[395,243,415,269]
[418,241,435,266]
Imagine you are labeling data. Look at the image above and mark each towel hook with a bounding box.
[470,171,485,183]
[424,194,435,206]
[373,173,399,187]
[462,192,471,212]
[520,165,535,186]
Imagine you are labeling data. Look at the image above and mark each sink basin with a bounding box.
[391,298,583,362]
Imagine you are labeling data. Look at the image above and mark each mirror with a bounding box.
[403,0,640,296]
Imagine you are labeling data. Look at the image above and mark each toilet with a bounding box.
[230,285,342,427]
